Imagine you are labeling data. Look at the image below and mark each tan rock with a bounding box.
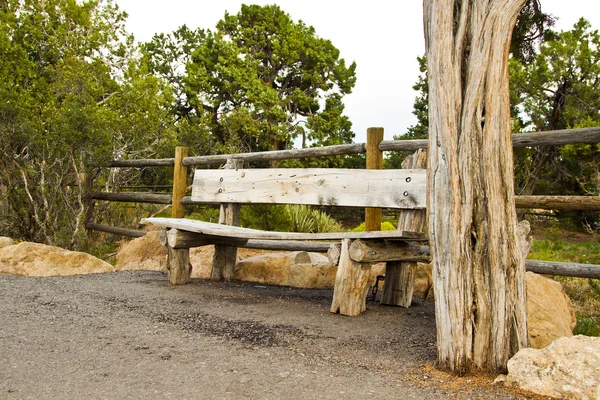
[235,251,335,288]
[0,236,15,249]
[413,262,433,299]
[506,335,600,399]
[190,246,215,278]
[0,242,114,276]
[526,271,576,349]
[115,231,167,273]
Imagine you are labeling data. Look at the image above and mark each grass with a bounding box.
[528,226,600,336]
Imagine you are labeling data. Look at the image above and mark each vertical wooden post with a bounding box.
[171,146,188,219]
[365,127,384,232]
[167,146,191,285]
[381,149,428,307]
[212,158,243,281]
[330,239,373,317]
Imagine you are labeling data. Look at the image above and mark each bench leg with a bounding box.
[381,261,416,307]
[211,244,237,281]
[330,239,372,317]
[167,246,191,285]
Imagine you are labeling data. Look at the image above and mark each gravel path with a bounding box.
[0,271,532,399]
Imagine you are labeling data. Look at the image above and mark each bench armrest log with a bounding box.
[349,239,430,263]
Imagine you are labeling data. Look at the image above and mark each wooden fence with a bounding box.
[86,126,600,279]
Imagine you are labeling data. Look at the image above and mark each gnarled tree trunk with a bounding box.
[424,0,528,373]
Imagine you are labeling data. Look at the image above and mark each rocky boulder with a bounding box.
[505,335,600,399]
[115,231,167,273]
[413,262,433,300]
[526,271,576,349]
[0,236,15,249]
[235,251,334,288]
[0,242,114,276]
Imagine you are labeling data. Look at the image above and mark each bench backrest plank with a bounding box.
[189,168,426,209]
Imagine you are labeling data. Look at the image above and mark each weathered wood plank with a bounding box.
[349,239,429,263]
[90,192,172,204]
[515,196,600,211]
[190,168,426,209]
[141,218,427,241]
[330,239,372,317]
[182,143,366,166]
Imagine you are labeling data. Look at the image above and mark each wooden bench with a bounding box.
[142,162,428,316]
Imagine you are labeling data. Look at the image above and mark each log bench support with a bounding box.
[330,239,373,317]
[329,237,429,316]
[211,159,243,281]
[381,149,428,308]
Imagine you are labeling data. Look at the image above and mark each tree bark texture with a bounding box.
[330,239,372,317]
[425,0,528,373]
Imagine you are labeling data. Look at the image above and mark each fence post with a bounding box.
[167,146,191,285]
[365,127,384,231]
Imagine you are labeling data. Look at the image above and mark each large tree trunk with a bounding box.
[424,0,528,373]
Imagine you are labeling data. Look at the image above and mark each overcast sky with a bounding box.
[116,0,600,144]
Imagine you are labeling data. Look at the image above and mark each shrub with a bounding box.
[573,317,600,337]
[351,221,397,232]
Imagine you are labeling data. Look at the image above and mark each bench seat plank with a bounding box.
[189,168,426,209]
[141,218,427,241]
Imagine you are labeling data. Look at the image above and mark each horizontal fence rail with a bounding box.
[379,126,600,152]
[182,143,366,167]
[85,223,147,238]
[108,158,175,168]
[104,127,600,168]
[515,196,600,211]
[90,192,172,204]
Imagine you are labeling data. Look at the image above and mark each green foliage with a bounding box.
[589,279,600,299]
[386,56,428,169]
[0,0,177,248]
[286,205,316,233]
[285,205,343,233]
[351,221,396,232]
[528,236,600,265]
[510,19,600,217]
[144,4,357,157]
[573,317,600,336]
[240,205,293,232]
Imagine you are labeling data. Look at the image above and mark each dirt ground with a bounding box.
[0,271,539,399]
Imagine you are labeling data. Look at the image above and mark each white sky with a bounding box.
[116,0,600,144]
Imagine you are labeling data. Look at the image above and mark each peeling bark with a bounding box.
[425,0,528,373]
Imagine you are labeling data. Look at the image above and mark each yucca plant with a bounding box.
[286,205,316,233]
